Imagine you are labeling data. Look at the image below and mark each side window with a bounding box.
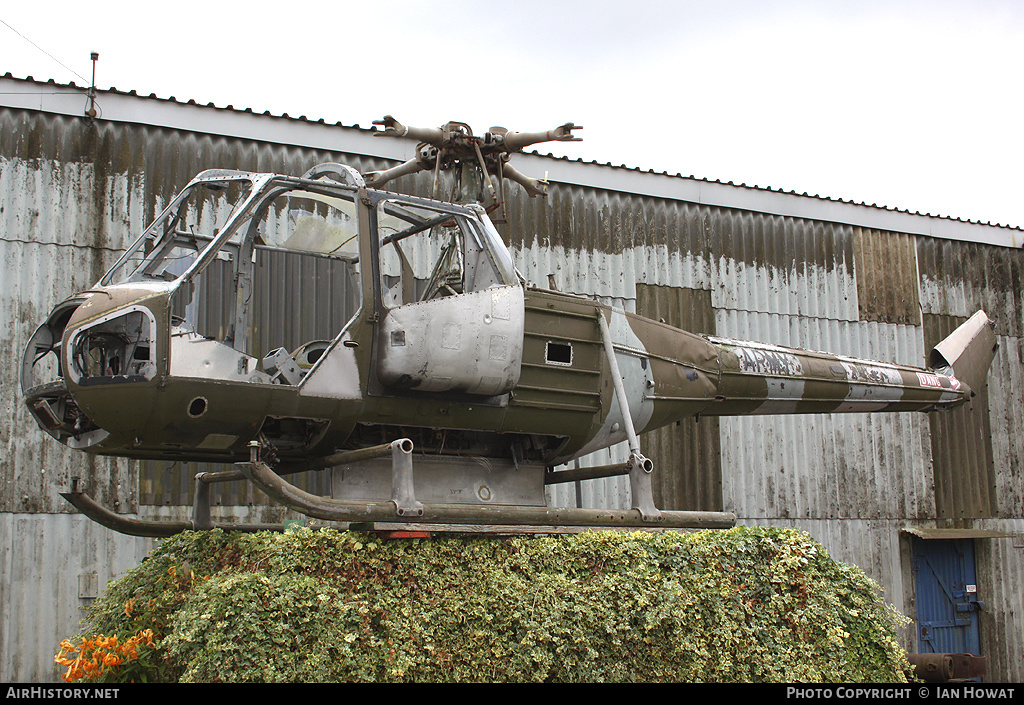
[256,192,359,257]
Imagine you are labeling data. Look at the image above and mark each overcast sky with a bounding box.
[3,0,1023,228]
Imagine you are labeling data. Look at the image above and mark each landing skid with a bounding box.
[59,477,280,537]
[61,440,737,537]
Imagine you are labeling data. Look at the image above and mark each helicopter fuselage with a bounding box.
[22,167,979,479]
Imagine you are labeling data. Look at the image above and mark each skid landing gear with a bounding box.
[60,476,280,537]
[60,439,736,537]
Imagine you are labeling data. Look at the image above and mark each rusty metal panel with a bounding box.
[635,284,722,511]
[853,228,921,324]
[0,161,138,513]
[918,237,1024,338]
[923,314,997,520]
[986,337,1024,517]
[506,185,861,324]
[504,184,713,298]
[975,521,1024,681]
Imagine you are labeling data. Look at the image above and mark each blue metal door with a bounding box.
[912,538,982,654]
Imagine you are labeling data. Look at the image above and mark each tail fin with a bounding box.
[928,310,998,396]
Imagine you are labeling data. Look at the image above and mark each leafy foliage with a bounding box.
[54,630,161,682]
[63,526,912,682]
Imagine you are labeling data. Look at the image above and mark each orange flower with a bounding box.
[56,628,157,682]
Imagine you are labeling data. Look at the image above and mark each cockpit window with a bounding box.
[165,181,363,368]
[377,199,515,308]
[255,190,359,257]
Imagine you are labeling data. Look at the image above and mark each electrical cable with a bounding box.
[0,18,89,84]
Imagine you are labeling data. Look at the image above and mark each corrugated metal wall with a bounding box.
[976,519,1024,678]
[2,101,1023,681]
[718,314,934,520]
[634,284,722,512]
[854,228,921,325]
[0,514,153,682]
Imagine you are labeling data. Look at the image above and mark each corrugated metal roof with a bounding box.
[2,73,1021,247]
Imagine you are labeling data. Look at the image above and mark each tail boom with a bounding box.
[705,337,970,417]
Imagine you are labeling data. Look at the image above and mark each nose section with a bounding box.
[22,297,111,449]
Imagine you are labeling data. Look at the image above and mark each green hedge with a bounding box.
[62,526,911,683]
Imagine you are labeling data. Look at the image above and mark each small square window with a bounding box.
[545,341,573,366]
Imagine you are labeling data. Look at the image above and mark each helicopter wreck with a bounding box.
[20,118,998,536]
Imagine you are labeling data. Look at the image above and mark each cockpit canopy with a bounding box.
[95,167,522,389]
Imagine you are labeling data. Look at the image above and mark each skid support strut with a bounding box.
[597,311,661,522]
[251,439,423,517]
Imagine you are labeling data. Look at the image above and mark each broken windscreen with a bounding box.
[167,182,364,359]
[254,189,360,258]
[100,177,255,286]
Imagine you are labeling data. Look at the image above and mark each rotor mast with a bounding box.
[363,116,581,221]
